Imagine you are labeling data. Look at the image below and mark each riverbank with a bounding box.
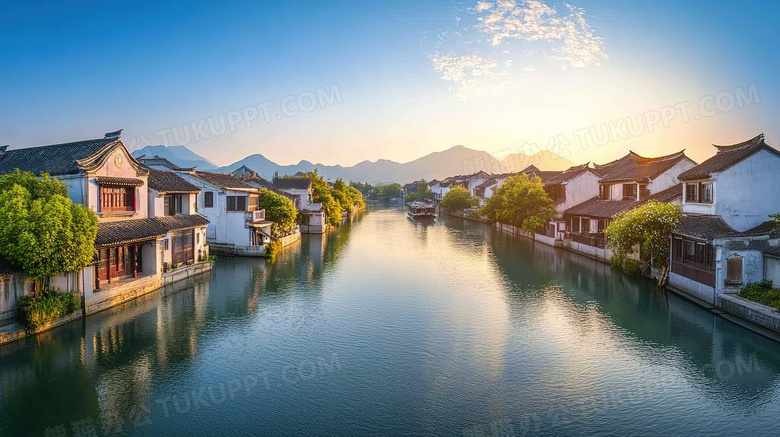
[4,205,779,437]
[0,261,213,346]
[446,209,780,342]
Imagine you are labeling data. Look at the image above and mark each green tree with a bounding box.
[305,170,342,226]
[604,200,684,284]
[0,170,98,290]
[376,183,401,200]
[257,188,298,237]
[481,174,555,233]
[771,213,780,231]
[440,186,478,211]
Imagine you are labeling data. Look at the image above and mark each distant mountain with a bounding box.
[132,144,574,184]
[217,145,574,184]
[131,145,218,171]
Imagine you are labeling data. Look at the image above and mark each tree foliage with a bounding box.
[604,200,684,269]
[440,186,478,211]
[480,174,555,233]
[0,170,98,285]
[257,188,298,237]
[305,169,342,225]
[332,178,364,211]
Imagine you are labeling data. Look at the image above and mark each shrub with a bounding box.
[610,254,623,269]
[622,258,641,276]
[739,280,780,308]
[17,290,77,331]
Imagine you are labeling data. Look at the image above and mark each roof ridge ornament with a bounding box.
[104,129,123,139]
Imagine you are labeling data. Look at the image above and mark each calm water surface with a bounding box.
[2,206,780,436]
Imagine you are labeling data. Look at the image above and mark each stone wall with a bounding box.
[718,294,780,333]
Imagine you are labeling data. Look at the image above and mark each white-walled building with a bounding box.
[563,150,696,260]
[538,163,602,241]
[670,135,780,304]
[146,169,210,268]
[177,171,273,255]
[0,130,213,315]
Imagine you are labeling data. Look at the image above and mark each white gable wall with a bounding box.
[713,148,780,231]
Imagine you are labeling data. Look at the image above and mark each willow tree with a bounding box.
[0,170,98,290]
[481,174,555,233]
[604,200,684,285]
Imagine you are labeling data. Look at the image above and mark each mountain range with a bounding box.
[131,144,574,184]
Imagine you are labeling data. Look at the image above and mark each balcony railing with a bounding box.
[671,260,715,287]
[570,232,607,249]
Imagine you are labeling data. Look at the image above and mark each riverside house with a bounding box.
[177,171,274,255]
[669,134,780,305]
[563,150,697,261]
[273,176,327,233]
[0,130,212,316]
[536,163,602,246]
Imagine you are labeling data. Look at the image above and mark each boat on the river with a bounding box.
[408,201,437,220]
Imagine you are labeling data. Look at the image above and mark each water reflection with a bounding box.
[0,207,778,437]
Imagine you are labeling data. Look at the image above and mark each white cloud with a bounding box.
[432,53,505,99]
[474,1,494,12]
[474,0,607,67]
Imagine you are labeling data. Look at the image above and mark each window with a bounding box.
[683,240,696,262]
[726,253,743,284]
[599,184,610,200]
[705,245,715,269]
[699,182,713,203]
[581,217,591,233]
[164,194,182,216]
[571,217,580,233]
[248,195,259,211]
[622,184,637,200]
[673,237,683,259]
[597,219,607,232]
[204,191,214,208]
[685,183,698,202]
[163,239,169,250]
[100,187,135,212]
[226,196,247,211]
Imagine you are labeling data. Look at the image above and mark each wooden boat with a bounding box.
[408,201,437,220]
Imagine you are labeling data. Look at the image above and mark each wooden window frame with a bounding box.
[204,191,214,208]
[100,186,135,212]
[226,195,247,212]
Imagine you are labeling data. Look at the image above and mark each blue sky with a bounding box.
[1,0,778,168]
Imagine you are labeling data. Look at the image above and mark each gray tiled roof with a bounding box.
[564,197,638,219]
[192,171,254,190]
[274,177,312,190]
[564,184,682,219]
[741,220,780,239]
[147,169,200,193]
[154,214,210,231]
[645,183,683,203]
[673,215,736,240]
[765,246,780,259]
[137,155,193,171]
[95,176,144,187]
[596,150,692,183]
[678,134,779,180]
[541,163,589,185]
[0,137,117,176]
[95,219,168,246]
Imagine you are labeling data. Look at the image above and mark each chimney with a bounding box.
[104,129,123,139]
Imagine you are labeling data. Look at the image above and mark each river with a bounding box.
[1,205,779,436]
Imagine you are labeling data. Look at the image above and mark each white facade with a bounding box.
[175,173,272,255]
[681,148,780,232]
